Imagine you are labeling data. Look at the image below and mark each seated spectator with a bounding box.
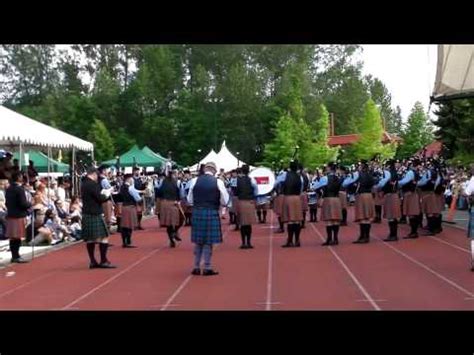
[44,209,71,244]
[55,200,69,220]
[69,195,82,219]
[27,160,39,186]
[69,215,82,240]
[0,179,8,240]
[56,177,67,202]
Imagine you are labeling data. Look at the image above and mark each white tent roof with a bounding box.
[0,105,93,151]
[187,149,219,172]
[433,45,474,100]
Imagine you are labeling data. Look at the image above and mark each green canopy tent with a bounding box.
[102,145,163,168]
[141,146,167,164]
[13,150,70,173]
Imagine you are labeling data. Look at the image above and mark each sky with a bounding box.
[359,45,438,120]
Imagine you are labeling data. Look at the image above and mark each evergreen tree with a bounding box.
[88,119,115,162]
[398,101,433,158]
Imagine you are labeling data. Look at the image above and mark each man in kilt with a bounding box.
[81,167,116,269]
[256,194,270,224]
[312,163,343,245]
[299,164,310,229]
[236,164,258,249]
[5,172,32,263]
[98,165,114,233]
[376,160,402,242]
[337,166,349,226]
[273,170,286,233]
[464,165,474,271]
[158,169,183,248]
[154,173,164,225]
[399,160,421,239]
[133,167,145,230]
[277,161,304,248]
[417,161,442,236]
[187,162,229,276]
[343,161,376,244]
[180,170,193,226]
[119,175,142,248]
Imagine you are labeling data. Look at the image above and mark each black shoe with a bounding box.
[322,240,332,246]
[89,262,100,269]
[247,244,254,249]
[353,238,365,244]
[403,233,419,239]
[383,237,398,242]
[294,242,301,247]
[332,240,339,245]
[170,242,176,248]
[191,268,201,275]
[123,245,137,248]
[276,228,285,233]
[138,226,145,230]
[239,245,247,249]
[174,235,182,241]
[340,222,347,226]
[202,269,219,276]
[281,243,294,248]
[11,257,29,264]
[99,262,117,269]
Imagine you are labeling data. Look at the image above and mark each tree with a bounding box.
[397,101,433,158]
[350,99,396,161]
[391,106,403,136]
[88,119,115,162]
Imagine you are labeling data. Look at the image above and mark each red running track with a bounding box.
[0,209,472,310]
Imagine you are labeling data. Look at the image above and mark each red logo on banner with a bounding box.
[255,176,269,185]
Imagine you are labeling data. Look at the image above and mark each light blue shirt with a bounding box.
[274,171,304,192]
[417,170,432,187]
[312,175,328,190]
[128,184,142,202]
[101,177,112,190]
[249,177,259,198]
[154,179,163,189]
[342,171,359,188]
[398,170,414,187]
[376,170,391,190]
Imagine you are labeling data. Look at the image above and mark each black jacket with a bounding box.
[6,183,31,218]
[81,177,107,215]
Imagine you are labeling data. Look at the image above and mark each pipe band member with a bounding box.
[236,164,258,249]
[187,162,229,276]
[463,166,474,271]
[398,160,421,239]
[119,174,142,248]
[313,163,343,246]
[158,169,182,248]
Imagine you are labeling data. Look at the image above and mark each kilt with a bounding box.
[121,205,138,229]
[256,201,269,211]
[321,197,342,221]
[373,189,385,206]
[115,202,123,217]
[273,195,284,216]
[281,195,303,223]
[230,196,240,215]
[468,208,474,239]
[102,200,113,224]
[238,200,257,225]
[6,217,26,240]
[181,200,193,214]
[421,191,441,215]
[435,193,445,213]
[339,191,348,210]
[355,193,375,222]
[301,193,309,212]
[402,191,421,216]
[191,207,223,245]
[160,199,180,227]
[136,202,143,215]
[383,193,401,220]
[82,213,109,241]
[155,198,162,215]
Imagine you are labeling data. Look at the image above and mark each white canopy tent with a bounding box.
[432,45,474,101]
[187,141,254,173]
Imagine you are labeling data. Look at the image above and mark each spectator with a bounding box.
[0,179,9,240]
[55,199,69,220]
[44,209,69,244]
[69,195,82,219]
[56,177,67,202]
[69,216,82,240]
[27,160,39,185]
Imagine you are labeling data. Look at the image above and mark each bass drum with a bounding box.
[249,166,276,196]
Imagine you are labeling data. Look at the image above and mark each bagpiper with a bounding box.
[236,164,258,249]
[119,174,142,248]
[398,160,421,239]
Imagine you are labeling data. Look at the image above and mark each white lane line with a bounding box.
[373,236,474,298]
[428,236,470,253]
[62,246,166,310]
[160,225,232,311]
[265,212,275,311]
[309,224,381,311]
[0,272,55,300]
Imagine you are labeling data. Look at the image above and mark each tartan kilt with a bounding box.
[383,193,401,220]
[355,193,375,222]
[373,188,385,206]
[321,197,342,221]
[421,191,441,215]
[160,199,180,227]
[273,195,284,216]
[339,191,348,210]
[155,198,162,215]
[402,191,421,217]
[238,200,257,225]
[282,195,303,223]
[6,217,26,240]
[82,213,110,241]
[102,200,113,224]
[191,207,223,244]
[115,202,123,217]
[300,193,309,212]
[121,205,138,230]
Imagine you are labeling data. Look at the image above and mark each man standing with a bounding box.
[343,161,376,244]
[399,160,421,239]
[133,167,145,230]
[337,166,349,226]
[312,163,343,245]
[98,165,114,233]
[119,175,142,248]
[376,160,402,242]
[187,162,229,276]
[180,170,193,226]
[5,172,32,263]
[81,167,116,269]
[278,161,304,248]
[463,165,474,271]
[236,164,258,249]
[158,169,182,248]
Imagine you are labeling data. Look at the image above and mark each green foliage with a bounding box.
[350,99,396,160]
[87,119,115,162]
[397,101,433,158]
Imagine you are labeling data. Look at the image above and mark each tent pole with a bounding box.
[47,146,51,208]
[72,147,76,197]
[19,142,23,173]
